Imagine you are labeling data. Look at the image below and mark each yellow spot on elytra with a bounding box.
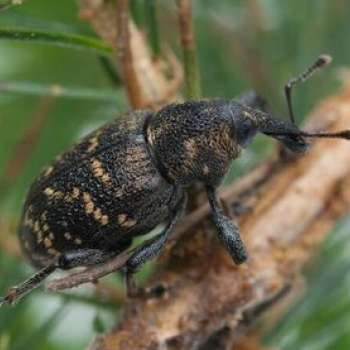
[83,192,109,224]
[94,208,102,220]
[41,211,47,221]
[44,187,63,200]
[34,221,40,233]
[64,232,72,240]
[101,215,109,226]
[37,232,43,243]
[83,192,95,214]
[87,136,99,153]
[85,201,94,214]
[203,164,210,175]
[117,214,137,229]
[44,187,54,196]
[24,211,34,228]
[72,187,80,199]
[74,238,82,245]
[90,158,111,184]
[83,192,91,203]
[117,213,127,224]
[102,173,110,183]
[53,191,64,199]
[43,237,52,248]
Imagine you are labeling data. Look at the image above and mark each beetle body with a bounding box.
[19,110,183,269]
[19,96,310,268]
[20,98,259,272]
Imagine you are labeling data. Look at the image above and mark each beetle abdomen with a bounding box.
[19,110,180,268]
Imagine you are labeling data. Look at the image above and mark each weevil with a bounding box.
[1,55,350,305]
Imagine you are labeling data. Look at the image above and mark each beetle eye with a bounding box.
[241,119,252,137]
[236,118,256,147]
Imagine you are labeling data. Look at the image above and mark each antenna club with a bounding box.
[318,54,333,67]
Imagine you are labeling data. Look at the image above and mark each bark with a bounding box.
[87,83,350,350]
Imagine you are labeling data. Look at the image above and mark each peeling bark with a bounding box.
[87,85,350,350]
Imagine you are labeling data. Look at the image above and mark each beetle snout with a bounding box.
[278,134,309,154]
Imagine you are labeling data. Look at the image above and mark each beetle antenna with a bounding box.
[265,129,350,140]
[0,263,56,306]
[300,129,350,139]
[285,54,332,124]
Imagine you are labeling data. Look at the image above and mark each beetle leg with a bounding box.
[0,247,126,307]
[126,194,187,298]
[206,185,248,264]
[57,249,118,270]
[0,263,56,306]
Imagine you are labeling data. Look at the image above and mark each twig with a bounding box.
[116,0,143,108]
[79,0,183,108]
[176,0,201,99]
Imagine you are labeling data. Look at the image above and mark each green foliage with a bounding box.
[0,1,350,349]
[0,27,111,55]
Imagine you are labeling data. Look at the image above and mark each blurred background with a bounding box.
[0,0,350,349]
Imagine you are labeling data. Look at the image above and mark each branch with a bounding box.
[116,0,143,108]
[79,0,183,108]
[177,0,201,99]
[86,83,350,349]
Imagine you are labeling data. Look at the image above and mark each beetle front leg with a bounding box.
[125,195,187,298]
[206,185,248,264]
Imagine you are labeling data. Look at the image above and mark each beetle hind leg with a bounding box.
[57,248,118,270]
[125,229,172,299]
[125,195,187,298]
[0,247,126,306]
[0,263,56,306]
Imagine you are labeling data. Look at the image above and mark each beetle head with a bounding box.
[229,102,309,153]
[247,106,350,151]
[229,104,259,148]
